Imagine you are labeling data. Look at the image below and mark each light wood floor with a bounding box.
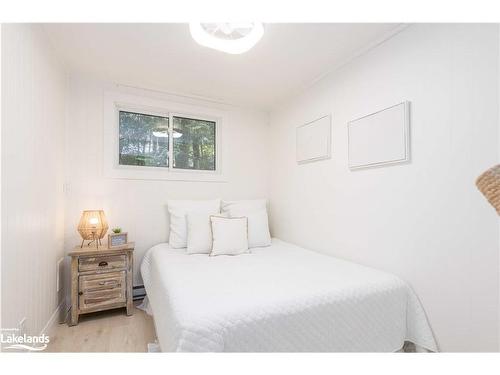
[46,302,157,352]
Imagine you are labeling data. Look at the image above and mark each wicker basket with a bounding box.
[476,164,500,215]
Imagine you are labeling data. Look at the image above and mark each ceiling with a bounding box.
[43,23,403,110]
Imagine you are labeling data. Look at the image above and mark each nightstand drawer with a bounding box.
[79,272,126,310]
[78,254,126,272]
[80,271,125,293]
[79,289,126,310]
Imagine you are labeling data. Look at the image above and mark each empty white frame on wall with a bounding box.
[296,114,331,164]
[348,101,410,170]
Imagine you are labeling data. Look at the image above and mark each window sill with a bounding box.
[104,165,227,183]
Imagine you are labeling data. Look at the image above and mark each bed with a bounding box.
[140,239,437,352]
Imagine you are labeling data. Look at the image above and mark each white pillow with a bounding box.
[186,212,213,254]
[221,199,267,215]
[229,208,271,248]
[210,216,249,256]
[222,199,271,248]
[168,199,220,248]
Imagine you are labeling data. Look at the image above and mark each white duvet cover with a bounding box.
[140,239,437,352]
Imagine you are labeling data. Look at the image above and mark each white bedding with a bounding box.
[140,239,437,352]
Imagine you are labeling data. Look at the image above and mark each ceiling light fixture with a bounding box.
[152,130,182,138]
[189,23,264,54]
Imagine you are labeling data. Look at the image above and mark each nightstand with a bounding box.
[68,243,134,326]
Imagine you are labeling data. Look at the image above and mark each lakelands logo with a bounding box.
[1,328,49,351]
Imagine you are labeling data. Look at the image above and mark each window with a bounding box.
[119,111,169,167]
[172,116,216,170]
[117,110,217,172]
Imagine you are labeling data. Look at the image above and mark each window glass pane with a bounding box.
[119,111,169,168]
[173,116,216,171]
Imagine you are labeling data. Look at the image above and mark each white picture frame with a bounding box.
[348,101,410,170]
[296,114,331,164]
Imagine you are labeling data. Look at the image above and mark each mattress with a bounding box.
[140,239,437,352]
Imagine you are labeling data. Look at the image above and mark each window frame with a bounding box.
[104,91,225,182]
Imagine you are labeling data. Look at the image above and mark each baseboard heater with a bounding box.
[133,285,146,301]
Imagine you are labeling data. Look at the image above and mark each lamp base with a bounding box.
[80,238,103,249]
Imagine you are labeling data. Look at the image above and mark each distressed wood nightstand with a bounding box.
[68,243,134,326]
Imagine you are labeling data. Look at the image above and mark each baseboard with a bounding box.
[133,284,146,301]
[40,301,64,337]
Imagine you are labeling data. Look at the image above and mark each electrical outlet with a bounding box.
[56,258,64,292]
[18,317,26,337]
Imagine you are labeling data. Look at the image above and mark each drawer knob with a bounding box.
[78,291,83,296]
[99,280,117,286]
[98,261,108,267]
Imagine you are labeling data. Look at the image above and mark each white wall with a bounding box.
[0,24,3,336]
[268,24,500,352]
[64,75,270,285]
[1,24,67,336]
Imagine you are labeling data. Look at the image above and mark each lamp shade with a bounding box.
[77,210,109,240]
[476,164,500,215]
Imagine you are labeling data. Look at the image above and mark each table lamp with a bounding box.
[77,210,109,248]
[476,164,500,215]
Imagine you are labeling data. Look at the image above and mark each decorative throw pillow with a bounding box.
[210,216,249,256]
[167,199,220,248]
[221,199,271,248]
[229,208,271,248]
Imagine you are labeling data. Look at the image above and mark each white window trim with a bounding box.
[103,91,226,182]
